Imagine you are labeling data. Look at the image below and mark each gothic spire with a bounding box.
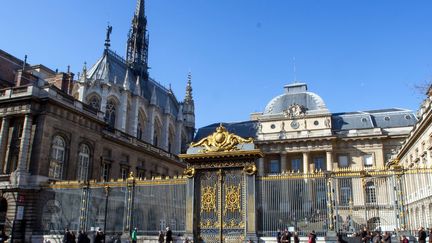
[184,72,193,103]
[126,0,149,79]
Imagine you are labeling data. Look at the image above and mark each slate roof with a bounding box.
[194,108,417,141]
[86,49,180,116]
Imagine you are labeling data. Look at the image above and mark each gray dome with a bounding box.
[264,83,329,115]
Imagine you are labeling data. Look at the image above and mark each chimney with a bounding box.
[46,72,75,94]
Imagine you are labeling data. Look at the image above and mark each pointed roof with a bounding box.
[123,68,132,90]
[126,0,149,77]
[184,72,193,103]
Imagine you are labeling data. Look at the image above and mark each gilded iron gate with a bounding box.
[197,168,245,243]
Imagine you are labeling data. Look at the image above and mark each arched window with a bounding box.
[89,96,101,110]
[49,136,66,179]
[153,129,158,147]
[365,181,376,204]
[105,100,116,127]
[77,144,90,181]
[137,122,144,140]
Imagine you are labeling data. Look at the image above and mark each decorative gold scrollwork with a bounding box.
[183,167,196,178]
[190,124,253,153]
[243,164,257,175]
[224,185,241,214]
[201,185,217,213]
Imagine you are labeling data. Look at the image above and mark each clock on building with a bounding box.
[290,120,300,129]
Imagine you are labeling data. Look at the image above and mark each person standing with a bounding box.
[158,231,165,243]
[293,232,300,243]
[165,227,173,243]
[0,229,8,243]
[131,228,138,243]
[382,231,391,243]
[419,227,427,243]
[428,228,432,243]
[63,228,73,243]
[94,228,104,243]
[372,231,381,243]
[277,229,282,243]
[401,235,409,243]
[308,230,316,243]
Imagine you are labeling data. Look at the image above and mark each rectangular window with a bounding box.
[338,155,349,168]
[102,163,110,181]
[291,159,301,172]
[314,157,325,171]
[121,167,129,181]
[365,183,377,204]
[363,154,374,167]
[339,178,352,205]
[269,160,281,174]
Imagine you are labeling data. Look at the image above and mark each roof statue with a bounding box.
[190,124,253,153]
[105,24,113,49]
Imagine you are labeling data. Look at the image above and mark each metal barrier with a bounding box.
[37,168,432,237]
[38,177,187,236]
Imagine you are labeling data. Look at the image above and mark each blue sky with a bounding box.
[1,1,431,128]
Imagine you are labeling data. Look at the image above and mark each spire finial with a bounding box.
[293,56,297,83]
[23,54,27,71]
[105,24,113,49]
[184,72,193,103]
[82,61,87,77]
[126,0,149,78]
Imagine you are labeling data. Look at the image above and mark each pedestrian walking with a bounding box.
[293,232,300,243]
[277,229,282,243]
[419,227,427,243]
[401,235,408,243]
[308,230,316,243]
[77,230,87,243]
[94,228,104,243]
[0,229,8,243]
[382,231,391,243]
[157,230,165,243]
[372,231,381,243]
[131,228,138,243]
[63,228,74,243]
[165,227,173,243]
[428,228,432,243]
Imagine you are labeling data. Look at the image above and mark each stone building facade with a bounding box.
[195,82,417,231]
[393,86,432,230]
[0,0,195,241]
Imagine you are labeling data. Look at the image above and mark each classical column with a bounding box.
[303,152,309,173]
[0,117,10,172]
[16,114,33,172]
[326,151,333,172]
[280,152,287,173]
[258,158,265,176]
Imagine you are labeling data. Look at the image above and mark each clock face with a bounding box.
[290,120,299,129]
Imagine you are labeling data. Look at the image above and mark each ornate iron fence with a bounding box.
[37,168,432,237]
[38,177,187,236]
